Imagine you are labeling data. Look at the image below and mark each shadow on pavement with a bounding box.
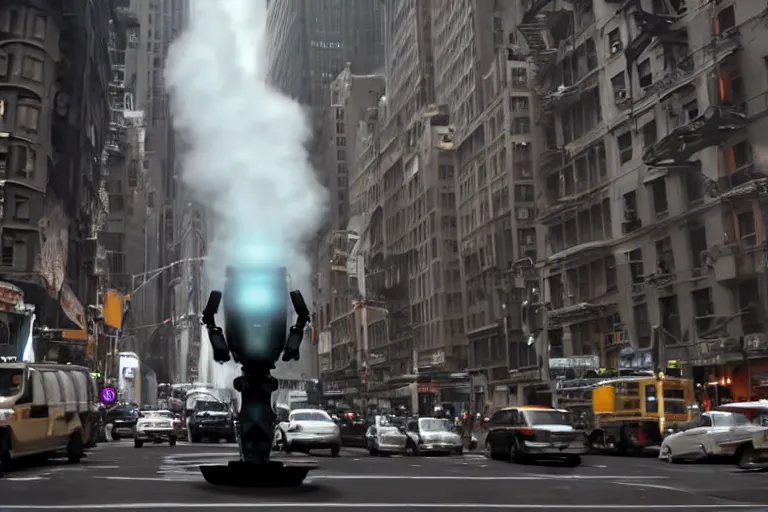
[190,481,342,500]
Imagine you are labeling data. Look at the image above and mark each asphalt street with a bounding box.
[1,441,767,511]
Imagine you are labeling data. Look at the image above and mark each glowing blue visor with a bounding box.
[226,267,285,314]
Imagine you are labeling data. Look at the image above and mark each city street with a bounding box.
[1,442,767,510]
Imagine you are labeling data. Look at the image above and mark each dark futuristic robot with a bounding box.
[199,266,317,487]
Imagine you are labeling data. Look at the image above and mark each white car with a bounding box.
[659,410,765,462]
[405,417,463,455]
[274,409,341,456]
[365,415,407,456]
[134,410,178,448]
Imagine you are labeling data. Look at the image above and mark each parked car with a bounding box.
[485,406,586,466]
[336,412,368,448]
[366,415,407,456]
[715,400,768,469]
[134,410,177,448]
[188,400,236,443]
[107,403,139,440]
[742,425,768,470]
[275,408,341,456]
[659,410,758,462]
[405,417,463,455]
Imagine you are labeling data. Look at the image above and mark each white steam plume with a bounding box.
[165,0,325,388]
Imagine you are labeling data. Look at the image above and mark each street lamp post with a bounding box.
[102,257,209,382]
[128,256,208,298]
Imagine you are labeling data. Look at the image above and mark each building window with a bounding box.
[737,211,756,247]
[14,146,34,179]
[336,136,346,147]
[0,8,23,36]
[109,195,124,212]
[638,59,652,88]
[21,57,43,82]
[337,162,347,174]
[511,68,527,88]
[0,231,24,268]
[684,100,698,122]
[717,6,735,33]
[608,28,622,55]
[13,195,29,220]
[650,177,668,216]
[337,149,345,161]
[336,122,344,134]
[0,51,7,78]
[511,97,529,112]
[642,120,657,148]
[611,72,627,101]
[514,185,534,202]
[0,149,7,178]
[32,16,46,40]
[0,233,14,266]
[17,105,40,133]
[617,131,633,164]
[511,117,530,135]
[655,236,674,274]
[335,108,344,121]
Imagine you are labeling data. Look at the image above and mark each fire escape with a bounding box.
[102,17,129,294]
[624,1,684,66]
[518,1,558,124]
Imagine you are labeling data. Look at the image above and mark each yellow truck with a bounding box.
[556,372,696,454]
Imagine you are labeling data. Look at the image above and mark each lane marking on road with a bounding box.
[613,482,698,494]
[94,474,666,483]
[1,503,768,509]
[3,476,47,481]
[155,451,239,459]
[306,474,666,480]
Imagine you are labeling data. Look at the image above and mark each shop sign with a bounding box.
[417,384,437,394]
[59,284,86,329]
[619,350,653,369]
[0,282,23,313]
[549,356,599,369]
[753,374,768,388]
[744,334,767,352]
[101,387,116,403]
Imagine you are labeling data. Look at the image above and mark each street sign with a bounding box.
[101,387,116,403]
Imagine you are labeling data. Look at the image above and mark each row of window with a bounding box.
[0,8,47,41]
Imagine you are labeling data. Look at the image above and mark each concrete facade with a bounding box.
[0,0,113,362]
[525,0,768,399]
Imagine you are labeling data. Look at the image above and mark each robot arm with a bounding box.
[282,290,310,362]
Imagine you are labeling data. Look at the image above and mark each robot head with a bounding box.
[222,266,288,364]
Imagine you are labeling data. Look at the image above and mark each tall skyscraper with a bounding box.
[266,0,385,112]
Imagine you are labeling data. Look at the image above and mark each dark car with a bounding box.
[337,413,368,448]
[188,400,236,443]
[485,406,587,466]
[107,403,139,440]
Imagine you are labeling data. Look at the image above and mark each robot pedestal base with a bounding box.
[199,459,318,487]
